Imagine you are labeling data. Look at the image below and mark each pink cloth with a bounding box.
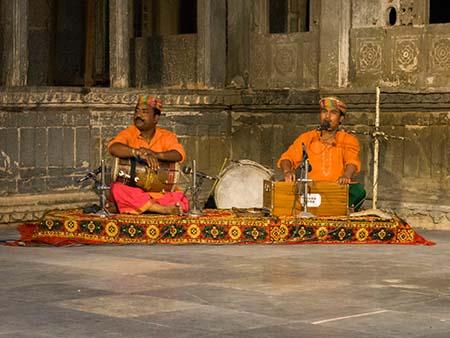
[155,191,189,213]
[110,182,189,214]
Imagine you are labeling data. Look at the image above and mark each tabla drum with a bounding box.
[111,157,179,192]
[214,160,274,209]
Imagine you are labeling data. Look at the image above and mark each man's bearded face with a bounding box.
[319,107,343,131]
[134,105,159,131]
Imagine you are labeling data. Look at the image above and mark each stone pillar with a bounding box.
[109,0,130,88]
[227,0,251,86]
[318,0,351,88]
[1,0,28,86]
[197,0,226,88]
[252,0,269,34]
[134,37,148,88]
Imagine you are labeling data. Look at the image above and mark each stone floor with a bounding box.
[0,226,449,338]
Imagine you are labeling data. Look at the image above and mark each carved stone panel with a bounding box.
[430,36,450,72]
[249,34,269,87]
[394,38,420,72]
[302,40,318,88]
[399,0,419,26]
[271,38,299,85]
[355,38,383,74]
[351,26,450,88]
[249,32,318,89]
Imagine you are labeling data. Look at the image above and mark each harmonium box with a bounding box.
[262,180,348,217]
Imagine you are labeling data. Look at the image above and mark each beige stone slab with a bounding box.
[25,253,193,274]
[62,275,199,294]
[56,294,206,318]
[206,276,350,296]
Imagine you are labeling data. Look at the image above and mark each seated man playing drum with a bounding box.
[108,95,188,215]
[278,97,366,211]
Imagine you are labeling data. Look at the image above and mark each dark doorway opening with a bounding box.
[430,0,450,24]
[179,0,197,34]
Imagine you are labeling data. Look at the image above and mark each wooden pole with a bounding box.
[372,86,381,209]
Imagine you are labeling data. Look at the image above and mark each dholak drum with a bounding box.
[214,160,274,209]
[111,158,179,192]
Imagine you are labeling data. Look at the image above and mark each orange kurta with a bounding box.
[108,125,186,201]
[108,125,186,161]
[277,130,361,182]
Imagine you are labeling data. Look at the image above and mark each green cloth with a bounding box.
[349,183,366,211]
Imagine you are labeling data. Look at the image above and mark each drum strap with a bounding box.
[129,157,138,187]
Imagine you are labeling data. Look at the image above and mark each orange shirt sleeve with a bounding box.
[277,133,307,169]
[108,126,186,162]
[108,128,133,149]
[159,131,186,162]
[342,134,361,173]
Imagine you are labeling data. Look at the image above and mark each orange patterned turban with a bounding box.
[319,97,347,115]
[136,95,163,113]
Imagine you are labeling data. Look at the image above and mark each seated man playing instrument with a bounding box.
[108,95,189,215]
[278,96,366,211]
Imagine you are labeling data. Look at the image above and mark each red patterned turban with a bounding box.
[319,97,347,115]
[136,95,163,113]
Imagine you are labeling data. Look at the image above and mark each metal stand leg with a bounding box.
[188,160,203,217]
[297,159,315,218]
[95,159,110,217]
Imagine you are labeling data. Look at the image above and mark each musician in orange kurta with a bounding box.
[278,97,366,211]
[108,95,188,215]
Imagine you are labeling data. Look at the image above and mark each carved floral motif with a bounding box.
[395,39,419,72]
[274,47,296,75]
[358,40,382,73]
[431,38,450,70]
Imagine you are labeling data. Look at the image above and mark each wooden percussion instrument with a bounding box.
[111,157,179,193]
[263,181,348,217]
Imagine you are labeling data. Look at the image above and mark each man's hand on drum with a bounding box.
[138,148,160,171]
[283,170,296,182]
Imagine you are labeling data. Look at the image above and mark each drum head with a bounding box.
[214,160,273,209]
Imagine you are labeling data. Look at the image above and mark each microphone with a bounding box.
[302,143,308,159]
[78,166,102,182]
[181,166,217,180]
[301,143,312,172]
[318,120,331,131]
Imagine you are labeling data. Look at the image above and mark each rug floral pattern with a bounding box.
[25,209,433,246]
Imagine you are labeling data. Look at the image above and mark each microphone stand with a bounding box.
[297,154,315,218]
[78,159,110,216]
[188,160,203,217]
[95,159,110,217]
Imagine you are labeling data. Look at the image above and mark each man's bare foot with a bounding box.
[146,202,184,215]
[105,201,118,214]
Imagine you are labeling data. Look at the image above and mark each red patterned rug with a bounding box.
[12,209,434,246]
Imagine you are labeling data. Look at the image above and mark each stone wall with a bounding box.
[0,88,448,229]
